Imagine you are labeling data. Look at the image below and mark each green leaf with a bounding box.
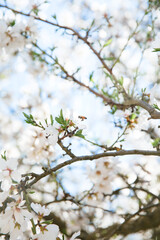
[1,151,7,161]
[141,88,146,93]
[153,104,160,111]
[39,121,43,127]
[55,117,63,124]
[41,220,53,224]
[60,109,65,124]
[45,118,48,126]
[89,72,94,83]
[23,112,29,119]
[23,112,38,127]
[52,14,57,20]
[31,218,36,235]
[32,8,39,16]
[29,191,35,194]
[25,120,32,124]
[118,76,123,86]
[90,19,95,28]
[152,138,160,148]
[29,114,34,120]
[146,193,152,201]
[103,57,115,61]
[75,129,85,138]
[103,39,112,48]
[119,139,125,142]
[50,114,54,125]
[74,67,81,74]
[55,109,66,125]
[153,48,160,52]
[9,20,16,26]
[110,105,117,114]
[130,113,137,120]
[94,84,99,90]
[12,179,18,184]
[104,71,113,80]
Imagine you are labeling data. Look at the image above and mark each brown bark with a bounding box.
[85,205,160,240]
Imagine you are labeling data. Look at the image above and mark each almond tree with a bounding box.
[0,0,160,239]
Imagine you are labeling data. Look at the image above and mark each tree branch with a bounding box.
[1,4,160,119]
[25,149,160,189]
[86,203,160,239]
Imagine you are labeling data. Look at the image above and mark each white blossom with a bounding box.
[31,203,51,216]
[43,125,59,146]
[19,128,56,163]
[0,190,9,206]
[24,17,38,42]
[0,158,21,191]
[88,158,117,194]
[70,231,81,240]
[0,17,38,56]
[0,22,25,54]
[0,196,32,239]
[6,0,30,9]
[32,224,59,240]
[0,20,8,44]
[150,83,160,104]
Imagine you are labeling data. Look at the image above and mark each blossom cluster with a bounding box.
[88,158,117,195]
[0,110,85,239]
[0,156,81,240]
[21,111,86,163]
[0,18,37,56]
[0,114,82,240]
[0,1,160,239]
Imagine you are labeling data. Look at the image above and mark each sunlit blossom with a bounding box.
[31,202,51,216]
